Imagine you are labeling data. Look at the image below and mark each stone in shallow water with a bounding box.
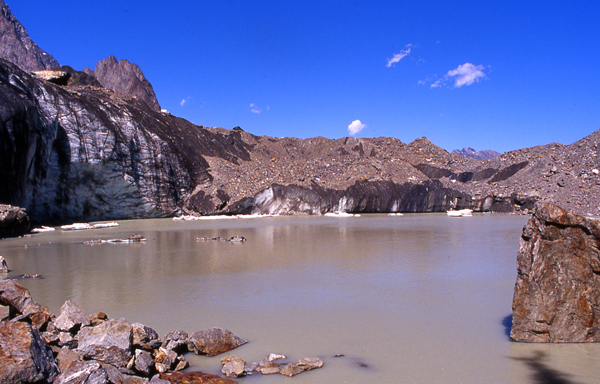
[511,201,600,342]
[187,327,248,356]
[160,371,237,384]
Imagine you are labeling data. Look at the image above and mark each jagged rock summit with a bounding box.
[85,55,161,111]
[452,147,501,160]
[0,0,59,72]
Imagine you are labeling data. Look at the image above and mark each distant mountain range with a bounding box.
[451,147,502,160]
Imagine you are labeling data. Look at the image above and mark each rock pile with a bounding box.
[220,354,323,378]
[510,201,600,342]
[0,279,251,383]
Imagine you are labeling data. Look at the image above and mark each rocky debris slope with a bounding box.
[510,201,600,342]
[452,147,501,160]
[85,55,161,111]
[0,280,325,383]
[0,0,59,72]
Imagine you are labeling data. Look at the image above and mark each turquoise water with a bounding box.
[2,213,599,383]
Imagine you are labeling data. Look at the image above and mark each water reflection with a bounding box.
[1,214,600,383]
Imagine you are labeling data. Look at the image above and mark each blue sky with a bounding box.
[9,1,600,152]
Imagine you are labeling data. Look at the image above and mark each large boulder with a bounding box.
[53,300,91,332]
[0,321,59,383]
[510,201,600,342]
[0,204,30,238]
[187,327,248,357]
[0,279,52,328]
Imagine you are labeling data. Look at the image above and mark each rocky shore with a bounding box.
[0,279,324,383]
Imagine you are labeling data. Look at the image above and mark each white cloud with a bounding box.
[180,97,190,107]
[249,103,261,114]
[348,120,366,136]
[386,47,411,67]
[447,63,486,87]
[429,62,487,88]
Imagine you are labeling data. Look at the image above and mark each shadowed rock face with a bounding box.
[0,1,60,72]
[84,55,161,111]
[510,202,600,342]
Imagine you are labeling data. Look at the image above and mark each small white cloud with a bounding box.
[348,120,366,136]
[180,98,188,106]
[446,62,486,87]
[386,47,411,67]
[250,103,261,114]
[428,62,487,88]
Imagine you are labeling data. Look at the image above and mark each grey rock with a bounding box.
[53,361,108,384]
[85,55,161,111]
[259,362,280,375]
[57,331,77,349]
[134,349,154,377]
[298,357,324,370]
[78,344,132,368]
[0,2,59,72]
[280,363,305,377]
[154,347,178,373]
[0,321,59,383]
[511,201,600,342]
[161,330,188,353]
[0,256,7,273]
[132,322,161,350]
[220,357,246,378]
[451,147,502,160]
[54,300,91,332]
[77,318,133,351]
[0,204,30,238]
[187,327,248,357]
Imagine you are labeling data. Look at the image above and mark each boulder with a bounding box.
[220,357,246,378]
[160,371,237,384]
[0,279,52,328]
[298,357,324,370]
[187,327,248,357]
[77,317,133,351]
[132,322,162,350]
[280,363,305,377]
[53,300,91,332]
[510,201,600,342]
[0,204,30,238]
[0,321,59,383]
[162,330,188,353]
[133,349,154,377]
[0,256,8,273]
[78,344,132,368]
[53,360,148,384]
[55,347,83,372]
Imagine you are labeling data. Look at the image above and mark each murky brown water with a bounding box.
[2,214,600,383]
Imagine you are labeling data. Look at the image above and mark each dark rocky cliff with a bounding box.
[84,56,161,112]
[0,1,60,72]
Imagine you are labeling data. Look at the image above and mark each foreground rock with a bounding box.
[0,204,30,238]
[187,327,248,357]
[0,321,59,383]
[510,201,600,342]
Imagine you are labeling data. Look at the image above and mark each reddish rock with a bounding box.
[0,279,52,328]
[0,321,59,383]
[160,371,236,384]
[511,201,600,342]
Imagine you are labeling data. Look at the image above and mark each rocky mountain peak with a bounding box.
[0,1,60,72]
[84,55,161,111]
[452,147,501,160]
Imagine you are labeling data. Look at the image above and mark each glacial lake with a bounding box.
[2,213,600,383]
